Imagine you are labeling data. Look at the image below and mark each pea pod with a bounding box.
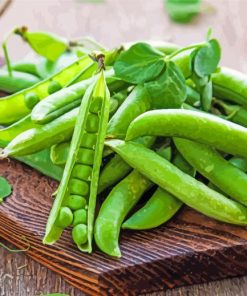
[50,142,70,166]
[0,55,93,124]
[11,61,41,78]
[0,70,40,94]
[174,138,247,206]
[44,69,110,254]
[229,156,247,172]
[126,109,247,158]
[105,140,247,226]
[212,67,247,107]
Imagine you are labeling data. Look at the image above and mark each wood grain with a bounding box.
[0,158,247,295]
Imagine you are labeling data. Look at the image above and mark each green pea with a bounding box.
[72,224,88,245]
[24,92,40,109]
[73,209,87,226]
[86,114,99,133]
[71,164,92,181]
[68,178,89,196]
[77,148,94,165]
[65,195,87,210]
[56,207,73,228]
[80,133,97,149]
[89,96,102,114]
[48,80,62,94]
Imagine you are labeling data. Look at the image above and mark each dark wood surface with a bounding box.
[1,0,247,295]
[1,158,247,295]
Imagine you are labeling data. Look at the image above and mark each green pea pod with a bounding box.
[229,156,247,172]
[44,69,110,254]
[212,67,247,107]
[0,70,40,93]
[11,61,41,78]
[0,114,39,145]
[0,108,78,157]
[126,109,247,158]
[98,136,156,194]
[105,140,247,226]
[107,85,152,139]
[0,55,93,124]
[174,138,247,206]
[122,150,194,230]
[31,69,125,124]
[50,142,70,165]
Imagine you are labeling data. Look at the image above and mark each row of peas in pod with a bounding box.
[1,28,247,257]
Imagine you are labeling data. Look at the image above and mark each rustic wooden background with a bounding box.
[1,0,247,295]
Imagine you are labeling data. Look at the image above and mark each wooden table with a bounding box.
[1,0,247,295]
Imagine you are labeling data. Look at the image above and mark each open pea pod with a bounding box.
[43,68,110,254]
[0,55,96,124]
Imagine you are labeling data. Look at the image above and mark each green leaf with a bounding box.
[193,39,221,77]
[114,42,165,84]
[24,31,68,61]
[0,176,12,203]
[145,61,187,109]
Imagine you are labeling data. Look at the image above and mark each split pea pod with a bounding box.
[174,138,247,206]
[0,55,94,124]
[126,109,247,158]
[122,151,194,230]
[95,146,171,257]
[105,140,247,226]
[212,67,247,108]
[0,69,40,93]
[44,68,110,254]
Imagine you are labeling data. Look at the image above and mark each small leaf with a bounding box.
[193,39,221,77]
[114,42,165,84]
[0,176,12,203]
[24,31,68,61]
[145,61,187,109]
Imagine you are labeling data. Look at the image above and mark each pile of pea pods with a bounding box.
[1,28,247,258]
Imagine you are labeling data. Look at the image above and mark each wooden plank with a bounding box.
[0,158,247,295]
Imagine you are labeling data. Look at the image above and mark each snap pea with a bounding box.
[0,69,40,94]
[11,61,41,78]
[98,136,156,194]
[0,55,93,124]
[174,138,247,206]
[126,109,247,158]
[212,67,247,107]
[105,140,247,225]
[122,150,194,230]
[0,108,78,157]
[31,68,125,124]
[44,69,110,254]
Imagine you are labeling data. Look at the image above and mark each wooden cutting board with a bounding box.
[0,158,247,295]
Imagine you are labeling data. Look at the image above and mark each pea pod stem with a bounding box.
[126,109,247,158]
[105,140,247,226]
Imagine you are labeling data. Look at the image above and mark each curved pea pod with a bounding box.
[0,107,78,157]
[0,55,93,124]
[0,114,39,145]
[174,138,247,206]
[107,85,152,139]
[122,150,194,230]
[105,140,247,226]
[98,136,156,194]
[126,109,247,158]
[212,67,247,108]
[0,70,40,93]
[43,70,110,254]
[50,142,70,165]
[11,61,41,77]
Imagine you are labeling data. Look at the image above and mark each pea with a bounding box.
[86,114,99,133]
[77,148,94,165]
[24,92,40,109]
[71,164,92,181]
[89,96,102,114]
[65,195,87,210]
[72,224,88,246]
[68,178,89,196]
[56,207,73,228]
[48,80,62,94]
[80,133,97,149]
[73,209,87,226]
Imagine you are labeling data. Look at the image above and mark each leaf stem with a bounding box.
[0,240,30,253]
[166,42,205,61]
